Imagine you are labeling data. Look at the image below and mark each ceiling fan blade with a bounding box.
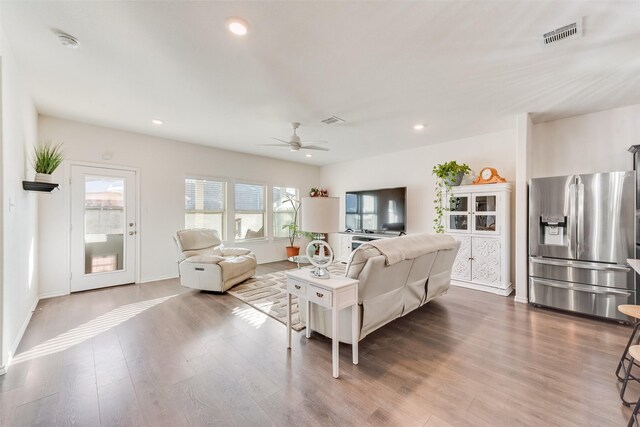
[301,140,328,145]
[270,137,294,145]
[258,143,290,147]
[303,145,330,151]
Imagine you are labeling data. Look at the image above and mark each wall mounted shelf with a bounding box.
[22,181,59,192]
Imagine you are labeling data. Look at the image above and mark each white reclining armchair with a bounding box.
[173,229,257,292]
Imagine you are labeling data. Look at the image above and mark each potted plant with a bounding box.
[281,196,315,257]
[432,161,471,233]
[33,142,64,183]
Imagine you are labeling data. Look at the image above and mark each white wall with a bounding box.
[320,128,517,284]
[531,103,640,178]
[1,34,39,369]
[38,116,320,298]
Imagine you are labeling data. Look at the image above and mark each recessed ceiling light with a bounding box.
[305,154,312,158]
[226,18,249,36]
[151,119,163,125]
[413,124,425,130]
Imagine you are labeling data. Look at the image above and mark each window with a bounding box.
[273,187,298,238]
[185,178,225,237]
[235,183,265,239]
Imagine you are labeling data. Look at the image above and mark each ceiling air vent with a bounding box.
[321,115,345,125]
[543,19,582,45]
[53,29,80,49]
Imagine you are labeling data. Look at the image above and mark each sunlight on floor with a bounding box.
[10,294,178,365]
[232,305,269,328]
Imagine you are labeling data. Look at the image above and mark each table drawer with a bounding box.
[287,278,307,296]
[308,284,332,307]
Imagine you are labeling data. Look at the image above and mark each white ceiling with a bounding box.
[3,1,640,166]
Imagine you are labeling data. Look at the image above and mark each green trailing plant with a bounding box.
[281,196,315,247]
[33,142,64,174]
[432,161,471,233]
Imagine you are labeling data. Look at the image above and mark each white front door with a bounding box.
[70,165,137,292]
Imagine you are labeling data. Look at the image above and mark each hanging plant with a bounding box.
[432,161,471,233]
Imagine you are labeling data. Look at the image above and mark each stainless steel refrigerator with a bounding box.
[528,171,636,321]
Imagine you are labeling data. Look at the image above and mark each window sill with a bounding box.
[233,237,269,244]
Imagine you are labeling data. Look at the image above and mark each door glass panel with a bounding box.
[475,215,497,232]
[475,196,496,212]
[84,176,125,274]
[449,215,469,231]
[449,196,469,212]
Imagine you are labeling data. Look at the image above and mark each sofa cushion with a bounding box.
[184,254,225,264]
[219,255,257,282]
[175,229,222,251]
[183,246,223,259]
[359,233,458,265]
[221,247,252,256]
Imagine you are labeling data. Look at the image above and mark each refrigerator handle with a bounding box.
[568,183,577,256]
[577,180,584,257]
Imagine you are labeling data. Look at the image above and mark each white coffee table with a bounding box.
[285,268,359,378]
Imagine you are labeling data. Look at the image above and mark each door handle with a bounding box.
[128,231,136,235]
[530,257,629,272]
[533,278,631,296]
[576,181,584,256]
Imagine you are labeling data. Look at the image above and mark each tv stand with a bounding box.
[336,231,399,263]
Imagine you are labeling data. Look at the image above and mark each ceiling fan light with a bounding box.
[226,18,249,36]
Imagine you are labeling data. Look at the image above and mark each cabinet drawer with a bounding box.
[287,279,307,296]
[307,284,332,307]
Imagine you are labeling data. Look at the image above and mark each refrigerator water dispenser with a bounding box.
[539,216,567,246]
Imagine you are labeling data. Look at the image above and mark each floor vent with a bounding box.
[321,116,345,125]
[543,19,582,45]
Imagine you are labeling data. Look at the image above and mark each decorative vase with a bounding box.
[34,173,53,183]
[286,246,300,257]
[445,171,464,186]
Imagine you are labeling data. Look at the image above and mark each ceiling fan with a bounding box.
[260,122,329,152]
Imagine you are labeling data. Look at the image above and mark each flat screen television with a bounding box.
[345,187,406,233]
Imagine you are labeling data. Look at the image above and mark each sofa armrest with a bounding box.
[221,247,252,256]
[184,255,225,264]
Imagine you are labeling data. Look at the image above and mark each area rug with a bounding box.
[228,263,346,331]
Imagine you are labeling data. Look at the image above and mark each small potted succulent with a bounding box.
[432,161,471,233]
[33,142,64,183]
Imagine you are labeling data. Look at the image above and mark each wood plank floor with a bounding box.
[1,260,637,426]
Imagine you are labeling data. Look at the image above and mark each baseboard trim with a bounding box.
[2,296,39,375]
[39,291,68,299]
[450,280,514,296]
[139,274,179,284]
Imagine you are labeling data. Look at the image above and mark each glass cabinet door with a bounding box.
[446,194,471,232]
[473,194,498,233]
[474,195,497,212]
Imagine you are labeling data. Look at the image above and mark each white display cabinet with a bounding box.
[445,183,512,296]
